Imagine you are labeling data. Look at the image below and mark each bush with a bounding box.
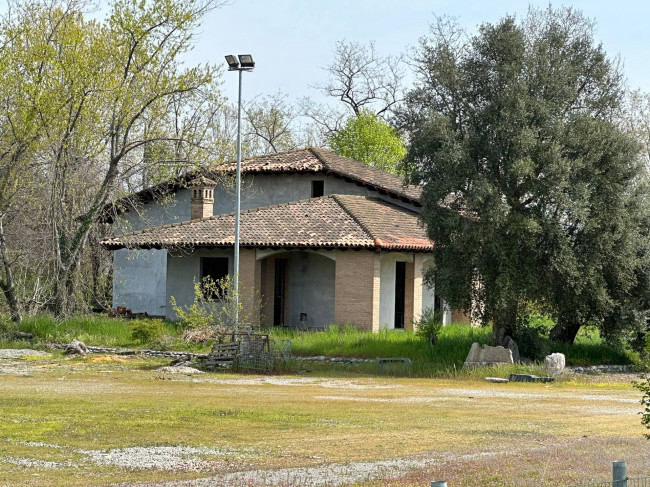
[170,275,261,333]
[130,319,165,344]
[415,308,443,346]
[513,318,549,361]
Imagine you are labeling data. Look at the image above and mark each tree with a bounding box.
[400,8,650,344]
[328,110,406,173]
[243,92,299,155]
[303,40,405,137]
[0,0,224,317]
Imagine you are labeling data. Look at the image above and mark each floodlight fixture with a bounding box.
[225,54,239,70]
[238,54,255,69]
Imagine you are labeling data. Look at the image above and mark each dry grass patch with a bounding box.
[0,356,646,486]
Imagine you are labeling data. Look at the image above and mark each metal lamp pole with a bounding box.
[225,54,254,327]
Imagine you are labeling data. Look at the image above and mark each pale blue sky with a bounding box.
[189,0,650,106]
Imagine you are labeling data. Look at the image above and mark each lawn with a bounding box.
[0,352,647,486]
[9,315,635,373]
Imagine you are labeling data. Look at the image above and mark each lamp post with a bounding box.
[225,54,254,327]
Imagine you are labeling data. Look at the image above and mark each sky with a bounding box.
[188,0,650,107]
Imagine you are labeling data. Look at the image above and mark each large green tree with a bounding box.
[401,8,650,344]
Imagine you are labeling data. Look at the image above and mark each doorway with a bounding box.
[273,259,288,326]
[394,261,405,329]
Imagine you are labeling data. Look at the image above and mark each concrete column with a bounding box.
[404,253,423,331]
[334,250,380,331]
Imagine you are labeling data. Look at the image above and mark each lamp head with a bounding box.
[225,54,239,70]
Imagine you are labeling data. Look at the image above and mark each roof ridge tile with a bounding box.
[332,195,376,242]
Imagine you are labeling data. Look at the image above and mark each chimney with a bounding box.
[189,176,217,220]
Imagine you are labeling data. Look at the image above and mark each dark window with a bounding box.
[311,180,324,198]
[394,261,406,329]
[200,257,229,299]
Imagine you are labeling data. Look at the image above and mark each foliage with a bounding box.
[633,375,650,439]
[512,317,550,361]
[328,110,406,173]
[303,40,405,142]
[129,319,165,344]
[400,8,650,345]
[243,92,300,155]
[415,307,443,346]
[170,275,260,333]
[0,0,225,319]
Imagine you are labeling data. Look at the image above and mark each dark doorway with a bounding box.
[273,259,288,326]
[394,261,406,329]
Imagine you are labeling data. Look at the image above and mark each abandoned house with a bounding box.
[101,148,470,331]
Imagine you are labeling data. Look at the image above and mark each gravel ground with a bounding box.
[0,349,51,359]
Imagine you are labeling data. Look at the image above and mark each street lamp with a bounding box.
[225,54,254,327]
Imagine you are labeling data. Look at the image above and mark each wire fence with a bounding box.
[568,477,650,487]
[430,462,649,487]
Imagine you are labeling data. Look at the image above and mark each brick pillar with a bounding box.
[334,250,380,332]
[260,257,275,327]
[238,248,261,326]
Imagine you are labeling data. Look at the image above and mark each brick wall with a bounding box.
[238,248,261,326]
[260,257,275,327]
[334,250,380,332]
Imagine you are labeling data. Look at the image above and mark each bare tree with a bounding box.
[243,92,299,155]
[303,40,406,142]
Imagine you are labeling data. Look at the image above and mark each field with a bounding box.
[0,351,648,487]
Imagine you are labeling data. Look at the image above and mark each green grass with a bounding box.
[269,323,633,370]
[4,315,634,372]
[0,359,644,486]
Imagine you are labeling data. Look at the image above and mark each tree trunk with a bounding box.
[0,219,22,323]
[549,320,582,343]
[491,299,519,346]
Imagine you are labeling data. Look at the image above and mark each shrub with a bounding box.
[170,275,261,333]
[415,308,443,346]
[182,326,220,344]
[130,319,165,344]
[513,317,549,361]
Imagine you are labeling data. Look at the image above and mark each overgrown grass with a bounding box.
[3,315,634,370]
[271,323,633,369]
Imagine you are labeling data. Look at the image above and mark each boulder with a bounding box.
[545,353,566,376]
[65,339,88,356]
[502,336,520,363]
[464,342,513,367]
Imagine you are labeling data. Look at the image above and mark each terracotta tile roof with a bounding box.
[101,195,433,252]
[102,148,420,222]
[210,148,421,203]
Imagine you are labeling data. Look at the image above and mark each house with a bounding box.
[101,148,470,331]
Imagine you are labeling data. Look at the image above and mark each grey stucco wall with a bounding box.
[112,249,168,316]
[284,251,335,328]
[112,190,190,315]
[215,172,419,214]
[166,248,234,321]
